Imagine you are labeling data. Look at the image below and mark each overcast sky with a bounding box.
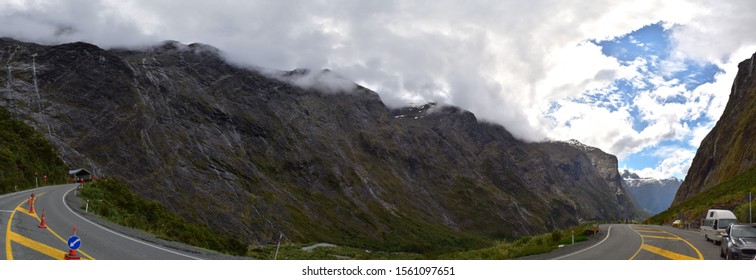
[2,0,755,179]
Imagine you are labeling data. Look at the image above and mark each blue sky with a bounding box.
[584,23,723,178]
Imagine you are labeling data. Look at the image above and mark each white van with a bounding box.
[701,209,738,244]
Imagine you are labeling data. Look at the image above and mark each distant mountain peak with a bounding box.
[620,169,680,182]
[621,169,641,179]
[620,169,682,216]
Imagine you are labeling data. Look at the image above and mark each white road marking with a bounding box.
[61,187,203,260]
[0,210,14,213]
[552,225,614,260]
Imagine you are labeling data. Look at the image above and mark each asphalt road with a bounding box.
[530,224,724,260]
[1,184,216,260]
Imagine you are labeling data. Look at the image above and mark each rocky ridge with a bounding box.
[0,38,636,252]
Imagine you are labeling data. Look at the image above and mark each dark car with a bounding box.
[720,224,756,260]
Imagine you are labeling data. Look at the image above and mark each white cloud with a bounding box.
[630,147,695,178]
[1,0,753,179]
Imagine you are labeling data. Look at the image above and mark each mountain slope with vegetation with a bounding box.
[0,107,67,192]
[1,38,636,254]
[648,166,754,226]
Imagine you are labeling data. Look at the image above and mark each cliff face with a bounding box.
[672,52,756,206]
[1,38,635,251]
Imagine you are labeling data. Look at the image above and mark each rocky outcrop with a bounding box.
[0,38,636,251]
[672,52,756,206]
[621,170,681,215]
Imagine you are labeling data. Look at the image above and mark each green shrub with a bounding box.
[550,230,563,242]
[80,179,247,255]
[0,107,67,193]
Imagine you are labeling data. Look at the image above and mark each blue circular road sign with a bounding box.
[67,235,81,250]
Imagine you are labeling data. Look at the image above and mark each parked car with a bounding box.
[672,220,684,228]
[720,224,756,260]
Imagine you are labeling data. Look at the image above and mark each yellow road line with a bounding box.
[4,198,26,260]
[641,244,697,260]
[25,193,96,260]
[5,194,95,260]
[629,225,703,260]
[629,226,645,260]
[7,231,69,260]
[642,235,683,240]
[635,229,666,233]
[661,229,703,260]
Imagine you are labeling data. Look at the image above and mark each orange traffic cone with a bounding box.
[29,200,35,214]
[64,249,80,260]
[38,209,47,228]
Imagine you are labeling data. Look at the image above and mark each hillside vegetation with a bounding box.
[0,107,67,193]
[647,166,756,225]
[79,179,247,255]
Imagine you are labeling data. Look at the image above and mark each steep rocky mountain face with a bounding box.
[620,170,681,216]
[0,38,636,252]
[672,52,756,206]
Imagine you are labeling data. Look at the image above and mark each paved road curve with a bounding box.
[1,184,204,260]
[551,224,722,260]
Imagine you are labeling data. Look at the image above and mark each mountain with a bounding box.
[672,51,756,207]
[0,38,636,253]
[620,170,681,216]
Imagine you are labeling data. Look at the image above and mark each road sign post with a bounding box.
[64,227,82,260]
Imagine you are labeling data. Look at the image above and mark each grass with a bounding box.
[646,166,756,225]
[437,223,595,259]
[247,243,424,260]
[245,222,597,260]
[79,179,247,256]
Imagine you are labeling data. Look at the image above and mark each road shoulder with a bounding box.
[516,224,611,260]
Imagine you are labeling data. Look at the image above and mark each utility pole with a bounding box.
[750,192,752,224]
[35,172,38,188]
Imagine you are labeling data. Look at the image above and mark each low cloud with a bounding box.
[629,147,695,179]
[267,69,357,94]
[2,0,755,178]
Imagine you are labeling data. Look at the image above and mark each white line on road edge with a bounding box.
[0,210,15,213]
[552,225,614,260]
[62,187,203,260]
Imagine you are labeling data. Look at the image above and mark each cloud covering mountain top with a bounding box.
[2,0,755,178]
